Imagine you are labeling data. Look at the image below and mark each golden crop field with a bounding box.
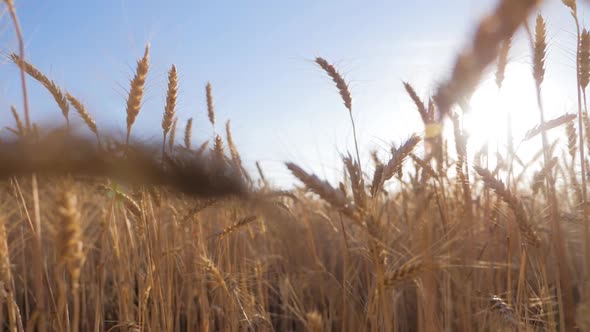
[1,0,590,331]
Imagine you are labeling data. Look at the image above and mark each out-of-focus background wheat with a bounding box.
[2,0,590,331]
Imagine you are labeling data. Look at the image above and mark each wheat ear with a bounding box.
[315,57,362,173]
[225,120,245,176]
[206,82,215,128]
[474,166,540,247]
[403,82,428,123]
[10,53,70,128]
[210,215,258,239]
[56,189,84,332]
[65,92,101,146]
[162,64,178,155]
[524,113,576,141]
[380,134,421,187]
[10,105,25,137]
[184,117,193,149]
[125,43,150,148]
[286,162,360,221]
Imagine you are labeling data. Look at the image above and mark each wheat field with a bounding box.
[2,0,590,331]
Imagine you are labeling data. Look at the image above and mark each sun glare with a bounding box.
[463,62,560,163]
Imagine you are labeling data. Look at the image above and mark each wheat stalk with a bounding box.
[169,117,178,152]
[0,216,22,332]
[6,0,31,132]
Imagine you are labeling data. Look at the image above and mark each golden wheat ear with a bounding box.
[0,129,247,198]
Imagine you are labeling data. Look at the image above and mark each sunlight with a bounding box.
[464,62,560,164]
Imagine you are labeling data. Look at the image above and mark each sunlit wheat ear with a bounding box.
[206,82,216,128]
[10,52,70,127]
[474,166,541,247]
[125,43,150,147]
[169,117,178,152]
[343,153,366,208]
[403,82,428,123]
[65,92,100,144]
[286,162,360,222]
[579,29,590,89]
[184,117,193,149]
[10,105,25,136]
[305,311,324,332]
[434,0,539,121]
[380,134,421,186]
[533,14,547,87]
[162,64,178,139]
[315,57,352,112]
[523,113,576,141]
[580,29,590,151]
[495,38,511,89]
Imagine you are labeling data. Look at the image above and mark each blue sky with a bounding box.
[0,1,584,186]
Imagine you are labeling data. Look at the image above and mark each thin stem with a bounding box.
[6,1,31,131]
[348,111,363,178]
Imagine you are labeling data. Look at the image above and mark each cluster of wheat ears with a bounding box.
[4,0,590,331]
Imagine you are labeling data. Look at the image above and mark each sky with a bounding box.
[0,1,585,187]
